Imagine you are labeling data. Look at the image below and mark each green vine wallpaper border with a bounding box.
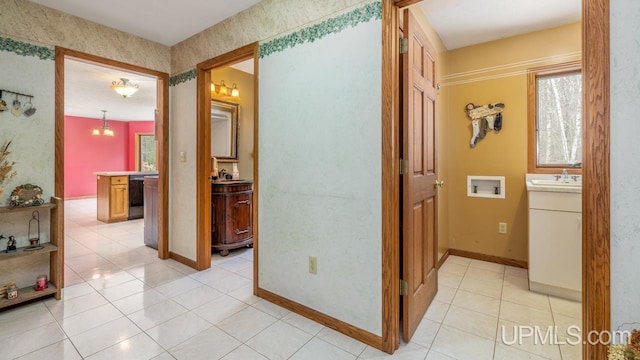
[0,36,55,61]
[259,1,381,59]
[169,68,196,87]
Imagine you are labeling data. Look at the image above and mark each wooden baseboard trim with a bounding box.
[448,249,527,268]
[256,287,383,351]
[169,252,198,269]
[64,195,96,200]
[437,249,450,269]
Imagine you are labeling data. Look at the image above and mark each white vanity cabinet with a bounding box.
[528,189,582,301]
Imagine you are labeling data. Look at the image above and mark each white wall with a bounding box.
[0,50,55,204]
[0,49,55,287]
[610,0,640,332]
[258,18,382,335]
[169,80,198,259]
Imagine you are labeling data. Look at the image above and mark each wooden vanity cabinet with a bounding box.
[97,175,129,223]
[211,181,253,256]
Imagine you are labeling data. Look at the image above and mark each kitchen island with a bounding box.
[96,171,158,223]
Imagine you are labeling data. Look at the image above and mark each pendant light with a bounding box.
[110,78,139,98]
[92,110,115,136]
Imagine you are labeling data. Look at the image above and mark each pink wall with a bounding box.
[127,122,155,170]
[64,116,154,198]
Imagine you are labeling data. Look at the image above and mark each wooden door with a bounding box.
[401,8,439,343]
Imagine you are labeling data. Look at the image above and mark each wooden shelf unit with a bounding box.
[0,197,63,309]
[0,242,57,261]
[0,284,58,308]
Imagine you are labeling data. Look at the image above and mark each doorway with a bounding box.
[382,1,610,358]
[195,43,259,271]
[54,47,170,271]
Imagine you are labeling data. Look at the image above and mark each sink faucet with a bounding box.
[561,169,569,182]
[218,169,228,179]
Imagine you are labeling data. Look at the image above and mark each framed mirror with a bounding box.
[211,100,239,161]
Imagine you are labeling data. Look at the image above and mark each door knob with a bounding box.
[434,180,445,189]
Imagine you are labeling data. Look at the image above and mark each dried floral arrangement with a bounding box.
[609,329,640,360]
[0,140,17,197]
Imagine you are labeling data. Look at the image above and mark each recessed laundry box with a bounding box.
[467,175,505,199]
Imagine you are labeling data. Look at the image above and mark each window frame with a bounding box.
[527,60,582,174]
[135,132,157,172]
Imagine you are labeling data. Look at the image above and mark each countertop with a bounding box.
[95,171,158,177]
[525,174,582,194]
[211,179,253,185]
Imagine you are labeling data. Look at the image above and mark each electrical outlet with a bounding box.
[309,256,318,275]
[499,222,507,234]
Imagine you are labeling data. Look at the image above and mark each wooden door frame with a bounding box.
[582,0,610,359]
[381,0,401,353]
[381,0,610,357]
[195,43,259,271]
[55,47,170,260]
[134,133,156,172]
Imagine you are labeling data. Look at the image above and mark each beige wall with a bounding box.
[0,0,170,73]
[211,67,255,180]
[409,6,450,262]
[443,23,581,262]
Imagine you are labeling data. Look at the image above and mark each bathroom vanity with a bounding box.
[526,174,582,301]
[211,180,253,256]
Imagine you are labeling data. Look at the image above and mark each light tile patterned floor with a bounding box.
[0,198,583,359]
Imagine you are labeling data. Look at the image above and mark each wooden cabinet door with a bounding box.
[110,184,129,219]
[230,193,252,243]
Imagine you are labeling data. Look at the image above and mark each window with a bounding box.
[136,133,157,171]
[527,61,582,173]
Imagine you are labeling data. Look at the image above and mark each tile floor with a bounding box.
[0,198,583,359]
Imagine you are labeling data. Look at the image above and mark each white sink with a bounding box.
[526,176,582,194]
[530,179,582,187]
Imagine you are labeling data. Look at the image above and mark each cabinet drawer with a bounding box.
[528,191,581,212]
[110,176,128,185]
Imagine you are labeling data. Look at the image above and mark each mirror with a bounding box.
[211,100,238,161]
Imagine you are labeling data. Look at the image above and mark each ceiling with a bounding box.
[64,59,158,121]
[65,59,254,122]
[50,1,580,120]
[28,0,263,47]
[418,0,581,50]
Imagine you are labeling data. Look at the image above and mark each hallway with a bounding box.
[0,198,581,359]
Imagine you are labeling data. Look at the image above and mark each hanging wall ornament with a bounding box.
[465,102,506,148]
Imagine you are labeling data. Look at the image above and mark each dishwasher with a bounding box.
[128,175,145,220]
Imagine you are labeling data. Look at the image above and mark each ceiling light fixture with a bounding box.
[110,78,139,98]
[92,110,115,136]
[211,80,240,98]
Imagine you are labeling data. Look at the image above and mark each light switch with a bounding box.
[179,151,186,162]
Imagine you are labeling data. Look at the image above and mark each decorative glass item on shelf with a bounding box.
[6,282,18,300]
[9,184,44,207]
[25,210,43,251]
[35,275,48,291]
